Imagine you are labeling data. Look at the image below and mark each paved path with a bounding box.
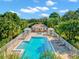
[50,36,78,59]
[50,37,70,54]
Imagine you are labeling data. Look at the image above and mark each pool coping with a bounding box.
[13,40,24,57]
[13,35,56,58]
[13,37,31,57]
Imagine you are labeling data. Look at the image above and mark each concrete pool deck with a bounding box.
[6,32,53,54]
[6,32,78,59]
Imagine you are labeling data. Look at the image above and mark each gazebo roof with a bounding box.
[48,28,54,31]
[24,28,31,31]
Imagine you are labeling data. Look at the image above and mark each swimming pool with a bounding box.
[16,36,54,59]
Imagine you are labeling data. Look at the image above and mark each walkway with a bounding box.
[50,36,79,59]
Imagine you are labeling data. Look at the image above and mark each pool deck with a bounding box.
[6,32,77,59]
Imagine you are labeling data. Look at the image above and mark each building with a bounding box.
[48,28,57,37]
[24,28,31,34]
[32,24,48,32]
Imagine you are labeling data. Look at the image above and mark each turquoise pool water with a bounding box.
[16,37,53,59]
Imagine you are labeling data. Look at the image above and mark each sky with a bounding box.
[0,0,79,19]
